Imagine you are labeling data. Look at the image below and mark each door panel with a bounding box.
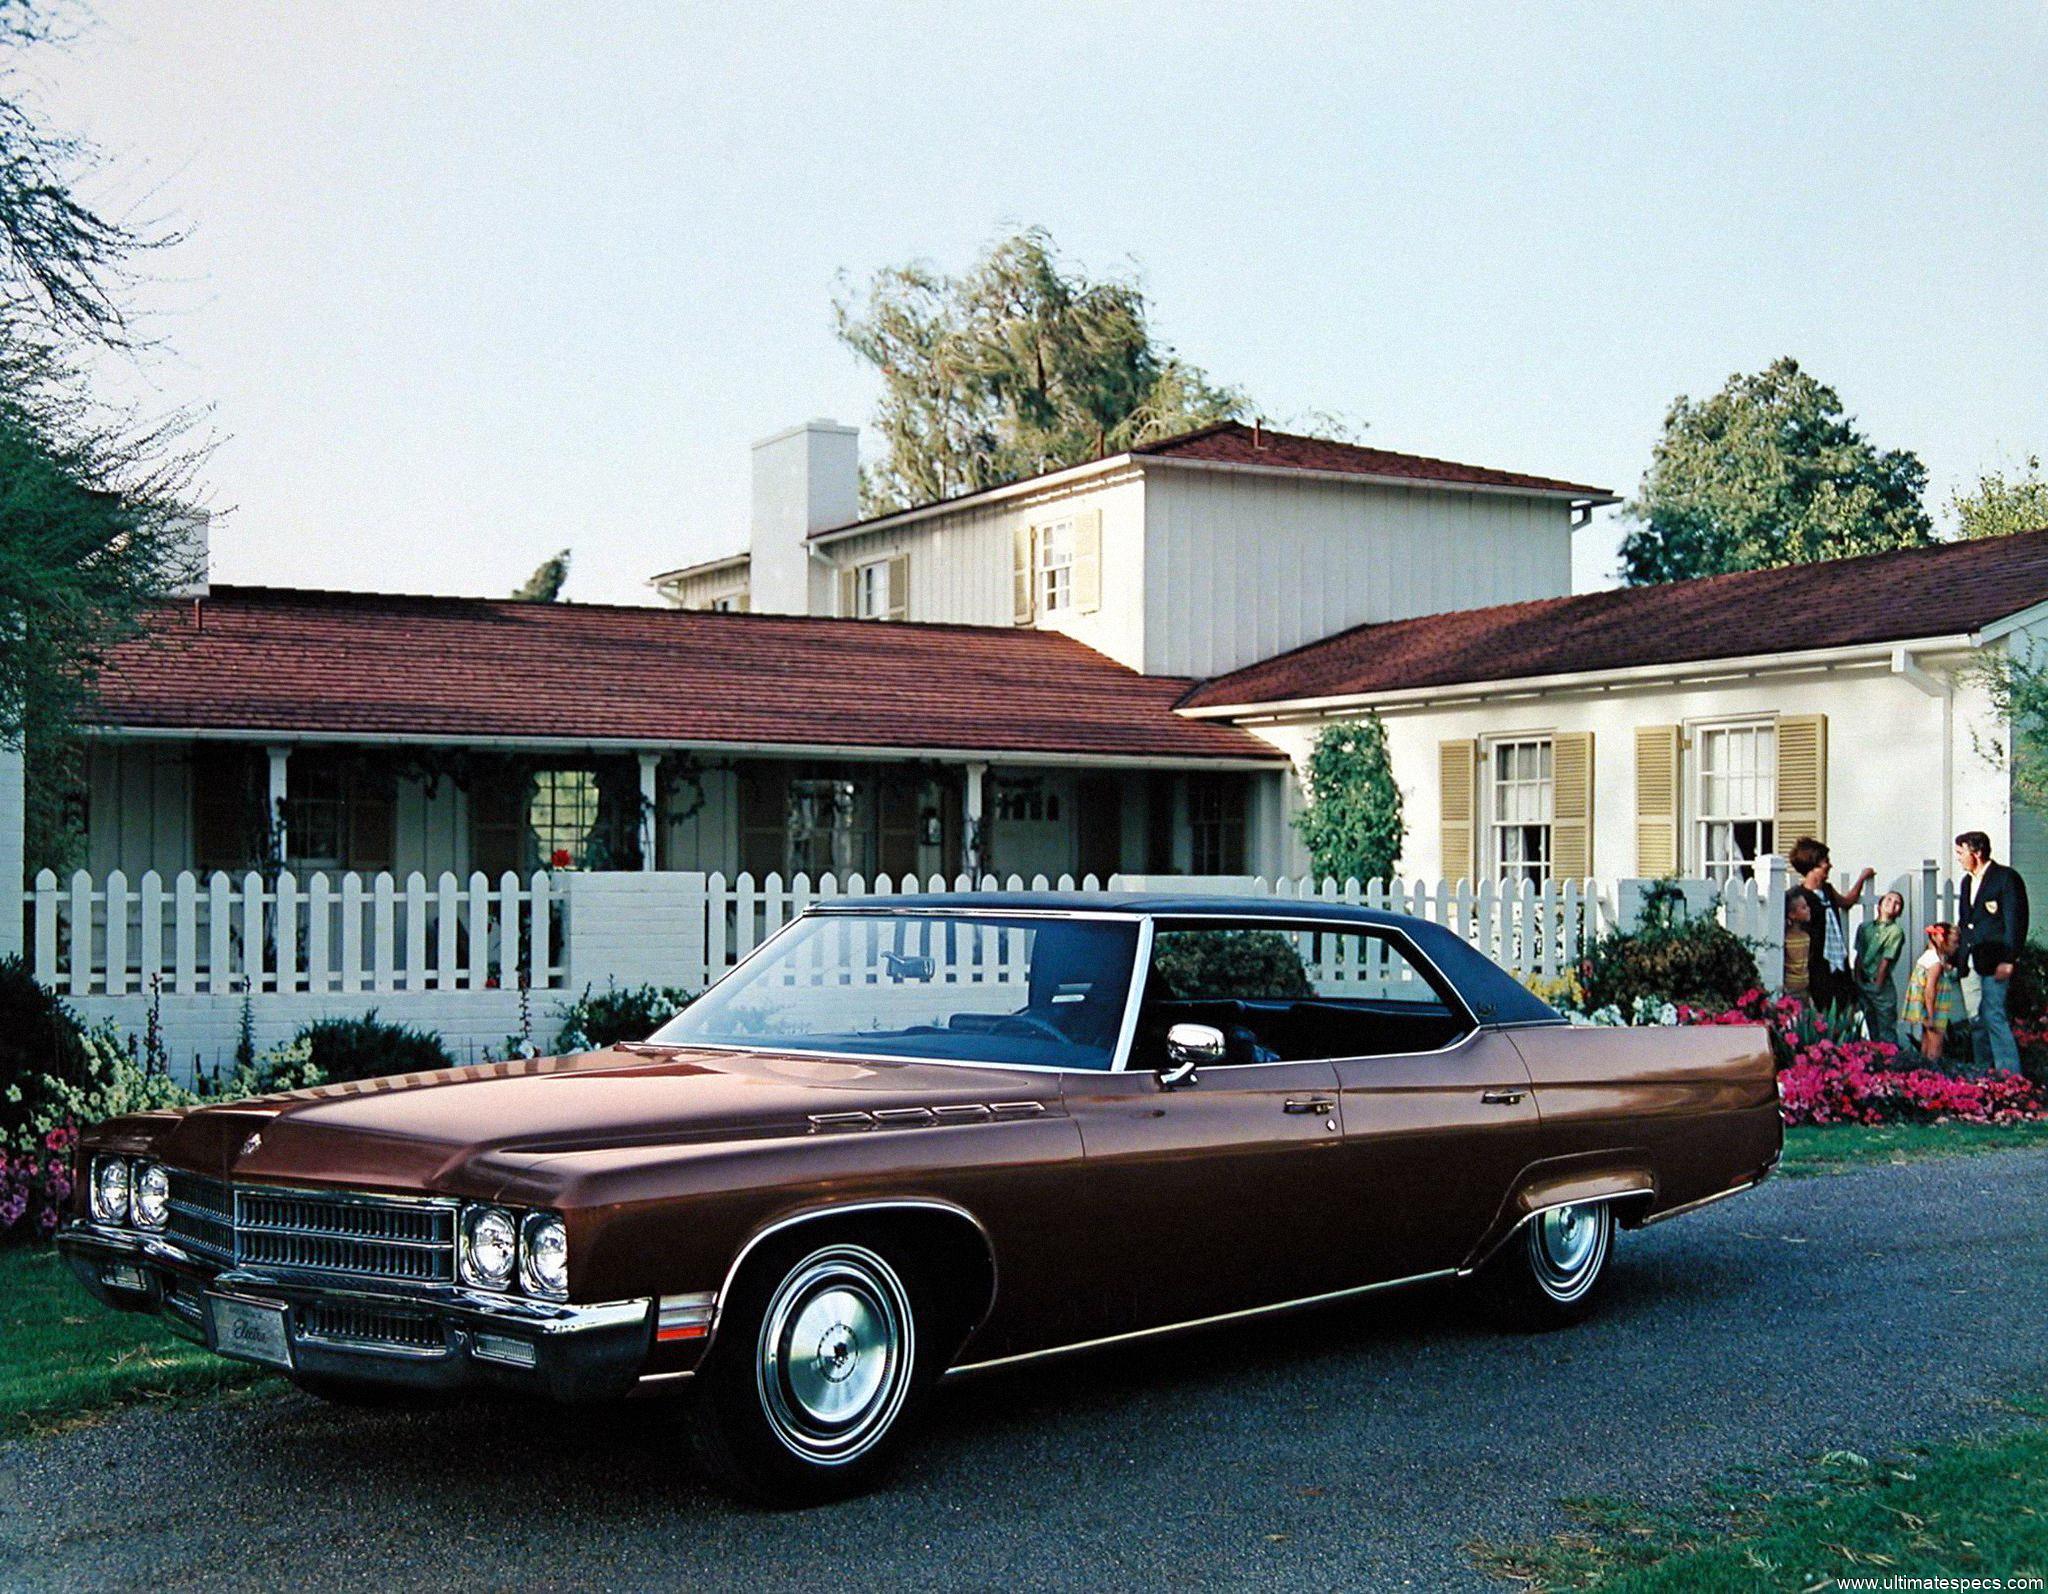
[1329,1030,1543,1280]
[1064,1060,1345,1334]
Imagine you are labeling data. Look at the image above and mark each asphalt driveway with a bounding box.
[3,1152,2045,1592]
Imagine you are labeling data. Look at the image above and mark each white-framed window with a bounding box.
[1486,736,1553,884]
[1037,518,1076,614]
[708,594,738,613]
[853,559,890,620]
[1694,719,1775,881]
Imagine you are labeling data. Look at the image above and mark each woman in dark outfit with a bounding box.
[1788,836,1875,1012]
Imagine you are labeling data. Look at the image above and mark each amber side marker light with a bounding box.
[656,1292,715,1342]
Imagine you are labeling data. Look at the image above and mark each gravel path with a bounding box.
[3,1152,2045,1592]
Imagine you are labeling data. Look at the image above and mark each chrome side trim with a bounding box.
[1634,1179,1759,1228]
[634,1368,697,1386]
[706,1197,998,1358]
[945,1267,1458,1376]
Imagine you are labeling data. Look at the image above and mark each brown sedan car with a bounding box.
[61,894,1780,1502]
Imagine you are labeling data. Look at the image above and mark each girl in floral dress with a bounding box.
[1902,923,1966,1063]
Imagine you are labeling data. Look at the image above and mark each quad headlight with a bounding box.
[90,1156,131,1224]
[132,1162,170,1230]
[460,1206,518,1290]
[519,1213,569,1299]
[459,1203,568,1298]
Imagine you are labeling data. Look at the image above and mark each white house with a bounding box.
[1179,532,2048,892]
[78,420,1618,892]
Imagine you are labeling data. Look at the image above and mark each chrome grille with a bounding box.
[166,1171,235,1263]
[298,1301,446,1353]
[164,1172,455,1284]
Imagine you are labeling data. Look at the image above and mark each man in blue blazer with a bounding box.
[1954,830,2030,1076]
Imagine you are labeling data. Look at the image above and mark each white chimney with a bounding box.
[167,508,211,598]
[749,420,859,615]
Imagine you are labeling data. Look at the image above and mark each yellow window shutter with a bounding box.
[1774,713,1827,852]
[1634,725,1681,876]
[1439,739,1477,883]
[1072,507,1102,614]
[1551,731,1594,880]
[886,554,909,621]
[1012,525,1036,625]
[838,566,857,618]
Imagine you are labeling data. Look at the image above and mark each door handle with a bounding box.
[1284,1098,1337,1115]
[1480,1088,1527,1106]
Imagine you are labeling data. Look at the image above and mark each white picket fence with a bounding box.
[28,868,560,998]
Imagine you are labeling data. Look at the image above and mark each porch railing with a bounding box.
[28,868,561,997]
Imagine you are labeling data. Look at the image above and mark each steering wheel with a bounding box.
[988,1013,1068,1044]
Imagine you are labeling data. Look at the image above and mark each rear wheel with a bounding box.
[1474,1200,1614,1330]
[691,1236,931,1505]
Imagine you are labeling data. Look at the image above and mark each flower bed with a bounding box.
[1679,988,2048,1127]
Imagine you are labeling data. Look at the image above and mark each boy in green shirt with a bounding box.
[1854,891,1907,1048]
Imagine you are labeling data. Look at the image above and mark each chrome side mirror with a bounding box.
[1160,1023,1225,1089]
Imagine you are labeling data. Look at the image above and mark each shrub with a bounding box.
[1292,717,1403,884]
[1577,887,1758,1015]
[1150,930,1313,1001]
[552,982,696,1053]
[294,1013,451,1084]
[0,956,91,1143]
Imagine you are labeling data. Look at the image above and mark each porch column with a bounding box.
[963,761,988,879]
[638,752,660,871]
[266,745,291,863]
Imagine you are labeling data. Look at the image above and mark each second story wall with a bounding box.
[819,470,1150,669]
[1140,466,1576,679]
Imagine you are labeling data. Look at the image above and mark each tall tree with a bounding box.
[1293,718,1403,885]
[511,548,570,601]
[0,2,203,872]
[1950,456,2048,541]
[835,228,1245,513]
[1619,357,1933,585]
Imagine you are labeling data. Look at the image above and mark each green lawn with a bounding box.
[1472,1408,2048,1590]
[1778,1119,2048,1176]
[0,1245,264,1440]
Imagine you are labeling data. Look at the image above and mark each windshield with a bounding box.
[649,912,1141,1070]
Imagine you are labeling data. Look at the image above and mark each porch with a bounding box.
[80,736,1295,888]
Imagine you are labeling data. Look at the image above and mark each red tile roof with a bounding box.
[810,422,1613,539]
[94,587,1281,762]
[1181,530,2048,711]
[1132,422,1615,499]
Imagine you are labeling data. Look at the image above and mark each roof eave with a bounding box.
[1180,632,1983,722]
[807,457,1142,545]
[1137,452,1619,505]
[83,722,1287,769]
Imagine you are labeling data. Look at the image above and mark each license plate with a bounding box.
[207,1295,294,1370]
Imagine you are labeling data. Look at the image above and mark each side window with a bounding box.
[1143,923,1472,1064]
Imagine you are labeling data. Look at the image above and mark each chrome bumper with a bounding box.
[57,1221,654,1401]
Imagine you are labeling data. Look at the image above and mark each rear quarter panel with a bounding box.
[1506,1023,1781,1218]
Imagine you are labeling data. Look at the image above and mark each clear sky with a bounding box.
[34,1,2048,605]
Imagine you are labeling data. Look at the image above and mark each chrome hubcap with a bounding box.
[757,1245,914,1465]
[1528,1202,1610,1301]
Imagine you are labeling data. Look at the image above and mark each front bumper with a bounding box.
[57,1222,655,1402]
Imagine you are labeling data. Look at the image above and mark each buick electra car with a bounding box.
[61,895,1780,1503]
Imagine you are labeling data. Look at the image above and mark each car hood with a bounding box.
[149,1045,1060,1199]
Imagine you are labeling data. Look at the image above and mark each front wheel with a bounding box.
[691,1237,929,1505]
[1473,1200,1615,1330]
